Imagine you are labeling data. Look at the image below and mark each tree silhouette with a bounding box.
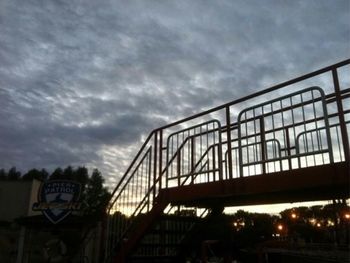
[75,166,89,191]
[7,167,21,180]
[0,168,7,180]
[50,167,64,180]
[63,166,74,180]
[22,168,48,181]
[83,168,110,216]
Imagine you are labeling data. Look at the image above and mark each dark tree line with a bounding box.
[0,166,111,217]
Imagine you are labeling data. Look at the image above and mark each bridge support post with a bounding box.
[332,69,350,166]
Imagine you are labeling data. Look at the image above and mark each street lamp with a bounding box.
[277,224,283,231]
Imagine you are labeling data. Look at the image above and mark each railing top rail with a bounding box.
[236,86,325,122]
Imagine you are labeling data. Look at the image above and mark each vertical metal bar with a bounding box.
[130,176,134,214]
[280,100,287,169]
[148,147,153,211]
[217,122,223,181]
[235,148,239,177]
[122,187,125,228]
[153,133,158,202]
[159,129,163,190]
[288,97,300,169]
[206,123,209,182]
[224,155,228,180]
[143,159,146,206]
[332,69,350,163]
[289,96,299,168]
[140,161,143,209]
[117,207,121,241]
[165,133,169,189]
[300,93,309,168]
[310,131,316,165]
[245,112,249,176]
[311,90,321,156]
[260,116,266,174]
[285,128,292,170]
[136,170,140,212]
[182,131,185,177]
[203,123,210,182]
[212,145,216,181]
[253,109,257,175]
[318,89,334,165]
[212,122,217,181]
[200,125,203,161]
[128,178,132,216]
[336,126,343,161]
[187,130,190,177]
[238,115,244,178]
[191,136,195,184]
[271,102,277,172]
[176,134,179,183]
[226,106,233,179]
[138,162,142,210]
[177,151,181,186]
[132,175,135,213]
[169,136,174,187]
[318,129,325,164]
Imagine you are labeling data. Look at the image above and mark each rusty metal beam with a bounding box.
[332,69,350,166]
[166,162,349,208]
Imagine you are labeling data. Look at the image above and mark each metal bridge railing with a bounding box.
[165,120,223,187]
[237,86,333,176]
[104,59,350,261]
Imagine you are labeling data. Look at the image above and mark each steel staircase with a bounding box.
[129,211,203,262]
[103,59,350,263]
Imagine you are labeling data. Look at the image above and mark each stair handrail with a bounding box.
[108,131,155,211]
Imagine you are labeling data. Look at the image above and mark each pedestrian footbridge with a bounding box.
[104,59,350,262]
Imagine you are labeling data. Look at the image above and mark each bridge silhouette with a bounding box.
[104,59,350,262]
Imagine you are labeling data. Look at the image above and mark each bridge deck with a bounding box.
[165,162,349,208]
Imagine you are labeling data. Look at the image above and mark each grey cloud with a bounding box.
[0,0,348,184]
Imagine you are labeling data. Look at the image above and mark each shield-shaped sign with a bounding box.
[33,180,82,224]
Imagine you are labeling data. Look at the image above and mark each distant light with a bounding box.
[316,222,321,228]
[291,213,297,219]
[344,213,350,220]
[327,220,335,226]
[309,218,316,225]
[277,224,283,231]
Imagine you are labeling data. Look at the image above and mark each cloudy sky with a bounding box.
[0,0,349,190]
